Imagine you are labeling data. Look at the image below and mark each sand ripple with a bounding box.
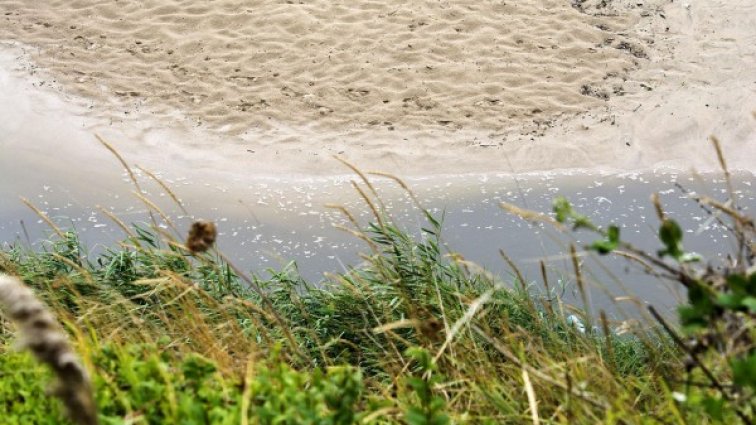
[0,0,651,135]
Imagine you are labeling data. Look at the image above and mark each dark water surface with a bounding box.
[1,166,753,321]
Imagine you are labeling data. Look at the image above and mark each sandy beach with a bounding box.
[0,0,754,175]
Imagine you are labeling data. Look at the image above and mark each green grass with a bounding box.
[0,169,752,423]
[0,218,688,424]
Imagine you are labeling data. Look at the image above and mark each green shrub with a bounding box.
[248,349,364,424]
[0,350,67,424]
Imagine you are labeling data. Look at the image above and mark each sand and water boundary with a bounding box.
[1,0,755,314]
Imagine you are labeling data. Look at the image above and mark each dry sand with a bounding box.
[0,0,754,175]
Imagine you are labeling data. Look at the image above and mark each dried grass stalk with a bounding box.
[0,274,98,425]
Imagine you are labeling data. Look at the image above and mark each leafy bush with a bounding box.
[0,350,66,424]
[3,158,752,423]
[402,347,449,425]
[0,342,369,424]
[248,350,364,424]
[551,188,755,422]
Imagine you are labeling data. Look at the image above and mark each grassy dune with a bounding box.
[0,155,753,424]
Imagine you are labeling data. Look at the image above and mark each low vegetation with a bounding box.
[0,141,753,424]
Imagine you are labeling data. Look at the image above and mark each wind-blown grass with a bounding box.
[0,141,752,423]
[0,207,683,424]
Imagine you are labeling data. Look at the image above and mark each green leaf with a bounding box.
[405,407,429,425]
[553,197,572,223]
[590,240,614,255]
[678,305,707,329]
[658,219,683,259]
[727,274,748,296]
[589,225,620,254]
[430,412,451,425]
[742,297,756,313]
[717,293,744,310]
[687,283,715,315]
[730,353,756,390]
[572,214,594,230]
[701,395,725,421]
[181,354,217,383]
[406,347,434,372]
[607,225,620,244]
[405,377,427,394]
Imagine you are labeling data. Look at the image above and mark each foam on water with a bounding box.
[2,166,754,319]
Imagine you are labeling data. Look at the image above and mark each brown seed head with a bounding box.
[186,220,217,253]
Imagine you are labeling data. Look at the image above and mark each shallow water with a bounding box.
[1,166,754,320]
